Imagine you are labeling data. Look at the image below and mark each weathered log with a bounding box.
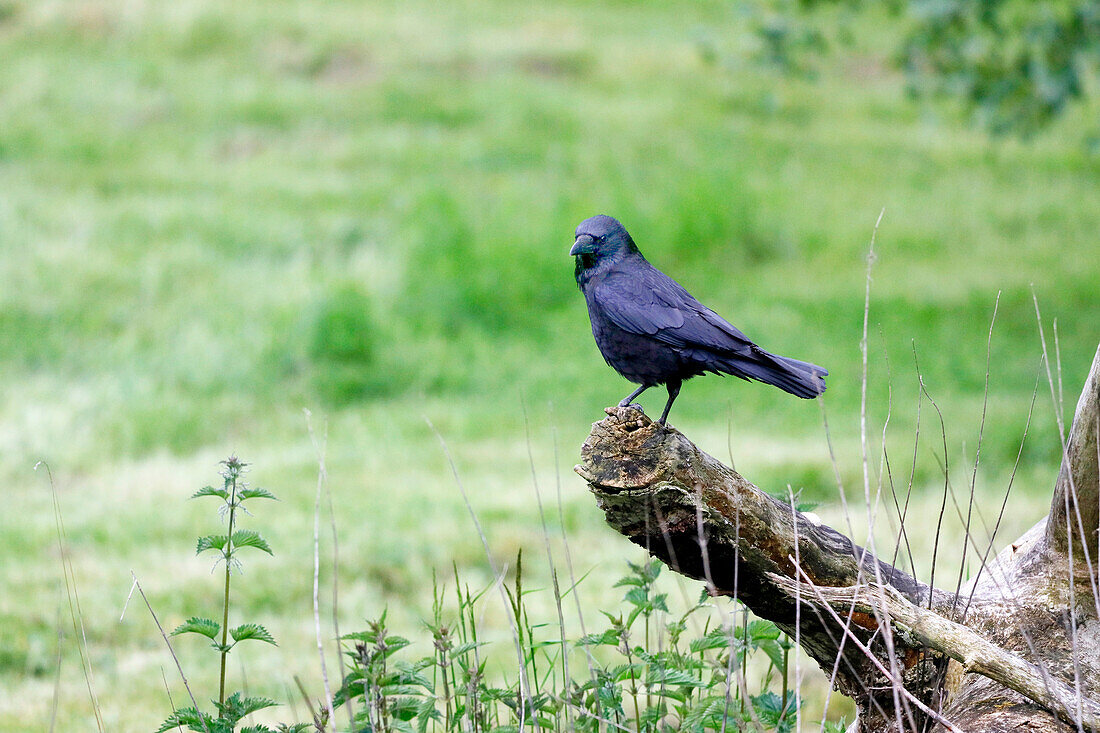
[1046,343,1100,564]
[767,575,1100,731]
[575,344,1100,732]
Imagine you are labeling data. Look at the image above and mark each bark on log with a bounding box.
[575,345,1100,733]
[1047,343,1100,565]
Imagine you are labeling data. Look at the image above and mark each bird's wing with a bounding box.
[595,264,756,355]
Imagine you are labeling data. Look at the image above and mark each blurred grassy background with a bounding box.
[2,0,1099,729]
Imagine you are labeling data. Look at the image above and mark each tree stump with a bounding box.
[575,344,1100,732]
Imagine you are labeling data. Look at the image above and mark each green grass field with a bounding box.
[2,0,1099,729]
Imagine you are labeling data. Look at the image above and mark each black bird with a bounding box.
[571,214,827,425]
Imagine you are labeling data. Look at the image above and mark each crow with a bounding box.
[571,214,827,425]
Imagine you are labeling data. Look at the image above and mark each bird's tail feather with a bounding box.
[717,352,827,399]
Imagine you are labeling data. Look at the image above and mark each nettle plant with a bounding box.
[336,558,830,733]
[157,457,308,733]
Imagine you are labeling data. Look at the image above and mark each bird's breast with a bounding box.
[586,305,688,386]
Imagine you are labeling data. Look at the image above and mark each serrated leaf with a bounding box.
[191,486,229,500]
[680,695,728,728]
[645,666,703,688]
[578,628,619,646]
[391,662,433,689]
[415,697,440,733]
[231,623,277,645]
[595,681,623,716]
[623,587,650,607]
[154,707,216,733]
[752,690,785,723]
[231,529,273,555]
[748,619,780,642]
[611,662,643,682]
[216,692,278,722]
[170,616,220,640]
[613,575,645,588]
[381,684,428,697]
[239,487,277,501]
[758,638,787,670]
[450,641,487,657]
[653,687,688,702]
[381,635,412,656]
[689,627,735,653]
[240,726,276,733]
[196,534,228,554]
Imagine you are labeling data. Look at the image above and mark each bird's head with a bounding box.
[570,215,639,275]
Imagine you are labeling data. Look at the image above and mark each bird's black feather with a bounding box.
[571,214,827,424]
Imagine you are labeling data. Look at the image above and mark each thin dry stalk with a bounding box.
[427,418,538,731]
[963,355,1043,618]
[549,412,603,699]
[42,461,105,733]
[521,401,575,730]
[911,348,951,608]
[855,208,913,733]
[131,573,211,733]
[305,410,337,730]
[951,293,1000,613]
[786,489,803,733]
[49,604,62,733]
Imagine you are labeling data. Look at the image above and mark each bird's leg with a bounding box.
[658,380,682,426]
[618,384,649,409]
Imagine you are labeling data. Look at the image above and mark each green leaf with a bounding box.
[415,697,440,733]
[154,707,211,733]
[595,681,624,717]
[689,627,735,653]
[381,635,412,656]
[752,690,786,725]
[240,726,276,733]
[450,640,487,657]
[381,684,429,697]
[230,623,277,646]
[757,638,786,670]
[748,619,780,642]
[191,485,229,500]
[170,617,220,640]
[578,628,620,646]
[611,662,643,682]
[613,575,645,588]
[645,665,703,688]
[196,534,228,554]
[239,487,277,501]
[391,661,434,689]
[231,529,273,555]
[680,695,729,728]
[215,692,278,724]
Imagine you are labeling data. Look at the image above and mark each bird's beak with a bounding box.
[570,234,595,256]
